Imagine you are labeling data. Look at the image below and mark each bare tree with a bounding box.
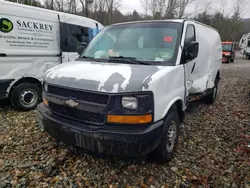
[67,0,77,14]
[202,0,212,14]
[91,0,106,23]
[165,0,177,18]
[230,0,246,40]
[219,0,227,16]
[105,0,122,24]
[140,0,194,19]
[79,0,85,15]
[176,0,194,19]
[141,0,149,16]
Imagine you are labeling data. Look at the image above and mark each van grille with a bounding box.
[49,102,105,125]
[47,85,109,105]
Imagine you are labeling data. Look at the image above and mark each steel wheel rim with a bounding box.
[166,120,177,152]
[20,89,37,108]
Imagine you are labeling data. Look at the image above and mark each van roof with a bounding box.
[110,19,218,31]
[111,19,185,26]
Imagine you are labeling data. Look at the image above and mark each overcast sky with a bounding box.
[120,0,250,18]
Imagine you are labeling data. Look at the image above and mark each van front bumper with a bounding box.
[36,103,164,157]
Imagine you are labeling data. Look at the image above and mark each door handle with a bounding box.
[191,62,196,74]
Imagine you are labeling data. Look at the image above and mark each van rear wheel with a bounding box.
[203,79,219,105]
[10,83,42,111]
[151,106,180,163]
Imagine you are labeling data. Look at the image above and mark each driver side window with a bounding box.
[182,24,196,63]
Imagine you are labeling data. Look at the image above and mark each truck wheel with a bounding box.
[10,83,42,111]
[152,106,180,163]
[204,78,219,105]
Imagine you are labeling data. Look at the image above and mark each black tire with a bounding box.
[151,106,180,163]
[10,83,42,111]
[203,78,219,105]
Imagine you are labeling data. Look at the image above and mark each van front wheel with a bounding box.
[152,107,180,163]
[10,83,42,111]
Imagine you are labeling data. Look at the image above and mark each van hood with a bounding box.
[45,61,164,93]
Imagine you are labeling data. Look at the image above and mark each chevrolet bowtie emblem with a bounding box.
[65,99,79,108]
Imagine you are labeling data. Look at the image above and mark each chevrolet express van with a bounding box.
[0,0,103,110]
[37,20,222,162]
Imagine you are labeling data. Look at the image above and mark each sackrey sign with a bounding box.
[0,18,54,34]
[17,20,53,31]
[0,17,58,50]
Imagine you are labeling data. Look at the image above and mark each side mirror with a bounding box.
[77,42,87,55]
[186,41,199,61]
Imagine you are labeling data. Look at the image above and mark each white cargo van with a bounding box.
[37,20,222,162]
[0,0,104,110]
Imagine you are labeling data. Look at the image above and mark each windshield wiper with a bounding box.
[80,56,100,62]
[108,56,149,65]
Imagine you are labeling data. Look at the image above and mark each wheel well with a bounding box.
[171,100,184,123]
[216,71,220,80]
[9,77,41,94]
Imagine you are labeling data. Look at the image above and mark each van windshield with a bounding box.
[81,22,182,65]
[222,44,232,52]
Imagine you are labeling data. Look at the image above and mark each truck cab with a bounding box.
[222,41,235,63]
[37,20,222,162]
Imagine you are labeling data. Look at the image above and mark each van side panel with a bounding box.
[0,56,60,95]
[142,66,185,122]
[0,10,60,56]
[209,27,222,88]
[188,23,222,93]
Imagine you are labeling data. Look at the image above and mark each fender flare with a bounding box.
[7,76,42,96]
[161,97,185,120]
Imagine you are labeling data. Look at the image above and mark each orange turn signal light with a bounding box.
[43,97,49,106]
[107,114,152,124]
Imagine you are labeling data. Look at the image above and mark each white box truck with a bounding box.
[0,0,104,110]
[37,20,222,162]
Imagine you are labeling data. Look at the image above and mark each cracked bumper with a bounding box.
[36,103,164,157]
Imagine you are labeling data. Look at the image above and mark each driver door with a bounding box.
[183,24,197,93]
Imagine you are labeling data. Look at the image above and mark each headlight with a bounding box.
[122,96,138,110]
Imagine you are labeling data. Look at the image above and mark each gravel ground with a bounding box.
[0,54,250,188]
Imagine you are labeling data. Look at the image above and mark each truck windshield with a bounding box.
[81,22,182,65]
[222,44,232,52]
